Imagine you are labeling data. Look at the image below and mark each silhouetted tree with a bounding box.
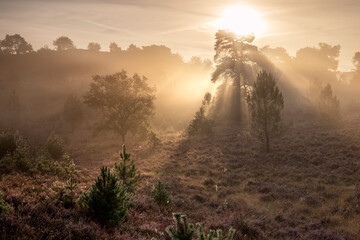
[0,34,33,54]
[211,30,256,121]
[247,71,285,152]
[83,70,155,142]
[317,83,340,126]
[37,44,53,53]
[109,42,121,52]
[63,94,84,133]
[87,42,101,52]
[53,36,75,51]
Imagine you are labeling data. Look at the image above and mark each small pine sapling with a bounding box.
[115,145,140,193]
[81,166,130,226]
[166,213,196,240]
[198,224,236,240]
[63,177,77,208]
[151,180,171,205]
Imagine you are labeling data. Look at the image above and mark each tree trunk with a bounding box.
[234,75,241,122]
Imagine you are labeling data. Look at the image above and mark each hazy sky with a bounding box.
[1,0,359,71]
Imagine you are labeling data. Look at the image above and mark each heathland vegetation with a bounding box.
[1,32,360,239]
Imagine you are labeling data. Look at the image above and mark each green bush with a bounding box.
[79,166,130,226]
[0,132,16,159]
[45,133,65,160]
[151,180,171,205]
[0,190,11,215]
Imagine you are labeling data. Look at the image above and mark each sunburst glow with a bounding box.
[213,5,264,36]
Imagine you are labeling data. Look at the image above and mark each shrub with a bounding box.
[0,190,11,215]
[147,130,162,148]
[50,177,78,208]
[151,180,171,205]
[79,166,130,226]
[34,151,76,177]
[12,132,32,172]
[187,93,213,136]
[0,132,76,176]
[45,133,65,160]
[166,213,236,240]
[115,145,140,193]
[0,132,16,159]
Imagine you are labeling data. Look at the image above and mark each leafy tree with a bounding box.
[187,92,213,136]
[83,70,155,142]
[79,166,130,226]
[53,36,75,51]
[151,180,171,205]
[87,42,101,52]
[317,83,340,126]
[0,34,33,54]
[211,30,256,121]
[63,94,84,132]
[109,42,121,52]
[247,71,285,152]
[115,145,140,193]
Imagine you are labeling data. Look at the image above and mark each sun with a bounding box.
[213,5,264,36]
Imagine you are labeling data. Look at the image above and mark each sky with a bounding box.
[0,0,360,71]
